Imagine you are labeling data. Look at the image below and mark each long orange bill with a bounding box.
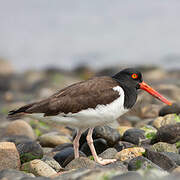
[139,81,172,106]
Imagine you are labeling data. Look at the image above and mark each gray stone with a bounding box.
[153,142,178,153]
[159,103,180,116]
[114,141,135,152]
[110,171,143,180]
[162,152,180,166]
[99,148,118,159]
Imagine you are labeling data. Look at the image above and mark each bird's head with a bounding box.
[112,68,172,106]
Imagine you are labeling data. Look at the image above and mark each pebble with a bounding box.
[159,103,180,116]
[155,123,180,143]
[80,138,107,156]
[122,128,146,145]
[111,171,143,180]
[153,142,178,153]
[114,141,135,152]
[4,120,36,140]
[161,152,180,166]
[0,169,33,180]
[115,147,145,161]
[41,156,62,172]
[145,149,177,171]
[21,177,51,180]
[117,126,132,136]
[17,141,43,163]
[38,132,71,147]
[140,125,157,140]
[0,142,21,170]
[21,159,57,177]
[128,156,163,171]
[98,148,118,159]
[153,114,178,129]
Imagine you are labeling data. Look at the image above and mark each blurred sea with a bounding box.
[0,0,180,71]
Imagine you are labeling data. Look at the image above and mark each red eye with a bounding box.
[131,73,138,79]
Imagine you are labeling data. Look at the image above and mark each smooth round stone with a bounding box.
[17,141,43,163]
[161,152,180,166]
[0,169,32,180]
[4,120,36,140]
[117,126,132,136]
[111,171,143,180]
[114,141,135,152]
[156,123,180,144]
[0,142,21,170]
[53,147,86,167]
[159,103,180,116]
[153,142,178,153]
[122,128,146,145]
[98,148,117,159]
[80,138,108,156]
[52,143,73,152]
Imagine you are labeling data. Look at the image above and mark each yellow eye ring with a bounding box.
[131,73,138,79]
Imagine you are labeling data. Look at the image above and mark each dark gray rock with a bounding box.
[102,160,128,171]
[80,138,107,156]
[99,148,117,159]
[114,141,135,152]
[110,171,143,180]
[17,141,43,163]
[0,169,31,180]
[122,128,146,145]
[128,156,163,171]
[159,103,180,116]
[53,147,86,167]
[145,149,177,171]
[52,143,73,152]
[155,123,180,143]
[161,152,180,166]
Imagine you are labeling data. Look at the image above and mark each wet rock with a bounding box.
[80,138,107,156]
[161,152,180,166]
[53,147,86,167]
[41,156,62,172]
[155,123,180,143]
[0,169,32,180]
[65,157,99,169]
[122,128,146,145]
[98,148,117,159]
[78,126,121,147]
[21,159,56,177]
[4,120,36,140]
[128,156,163,171]
[115,147,145,161]
[153,114,178,129]
[145,149,177,171]
[114,141,135,152]
[111,171,143,180]
[38,132,71,147]
[153,142,178,153]
[159,103,180,116]
[117,126,132,136]
[0,142,21,170]
[17,141,43,163]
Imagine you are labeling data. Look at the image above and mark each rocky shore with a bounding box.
[0,60,180,180]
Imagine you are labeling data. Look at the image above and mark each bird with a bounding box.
[8,68,172,165]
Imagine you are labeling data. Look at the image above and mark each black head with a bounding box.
[112,68,143,89]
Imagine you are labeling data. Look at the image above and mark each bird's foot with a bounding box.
[95,157,117,165]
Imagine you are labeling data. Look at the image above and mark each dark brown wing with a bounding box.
[8,76,120,117]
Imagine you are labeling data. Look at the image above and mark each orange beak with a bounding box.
[139,81,172,106]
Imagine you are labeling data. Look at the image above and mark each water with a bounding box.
[0,0,180,71]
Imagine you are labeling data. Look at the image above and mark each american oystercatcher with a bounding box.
[8,68,171,165]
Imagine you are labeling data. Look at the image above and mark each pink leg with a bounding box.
[73,130,82,158]
[86,128,116,165]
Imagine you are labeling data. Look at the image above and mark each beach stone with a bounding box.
[99,148,118,159]
[4,120,35,140]
[111,171,143,180]
[153,114,178,129]
[161,152,180,166]
[153,142,178,153]
[117,126,132,136]
[155,123,180,143]
[38,132,71,147]
[122,128,146,145]
[159,103,180,116]
[114,141,135,152]
[52,143,73,152]
[43,147,53,155]
[128,156,163,171]
[41,156,62,172]
[140,125,157,140]
[65,157,98,169]
[102,160,128,171]
[21,159,56,177]
[17,141,43,163]
[0,169,32,180]
[115,147,145,161]
[80,138,107,156]
[0,142,21,170]
[145,149,177,171]
[21,177,51,180]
